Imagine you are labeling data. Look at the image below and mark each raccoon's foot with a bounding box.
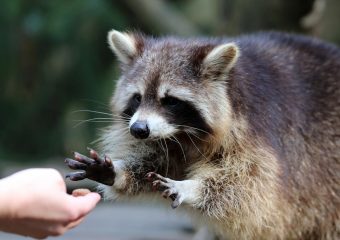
[65,148,115,186]
[146,172,201,209]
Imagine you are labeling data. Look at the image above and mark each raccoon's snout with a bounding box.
[130,121,150,139]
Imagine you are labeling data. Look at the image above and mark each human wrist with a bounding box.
[0,178,13,229]
[0,176,21,223]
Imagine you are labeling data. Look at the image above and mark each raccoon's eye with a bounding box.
[133,94,142,104]
[161,96,180,107]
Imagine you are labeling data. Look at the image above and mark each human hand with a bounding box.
[0,168,101,239]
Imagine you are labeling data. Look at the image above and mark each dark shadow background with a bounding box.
[0,0,339,167]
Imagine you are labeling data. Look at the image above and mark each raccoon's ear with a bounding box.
[202,43,239,80]
[107,30,143,64]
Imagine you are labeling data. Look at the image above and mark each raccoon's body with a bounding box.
[68,31,340,239]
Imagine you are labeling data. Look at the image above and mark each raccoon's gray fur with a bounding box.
[69,31,340,239]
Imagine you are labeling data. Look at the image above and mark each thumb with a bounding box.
[69,192,101,217]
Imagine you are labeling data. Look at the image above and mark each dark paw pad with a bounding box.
[65,148,115,186]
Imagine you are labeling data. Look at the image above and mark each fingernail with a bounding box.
[104,156,112,166]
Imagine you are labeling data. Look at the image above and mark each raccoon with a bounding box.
[65,30,340,239]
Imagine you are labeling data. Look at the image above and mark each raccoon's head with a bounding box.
[108,30,239,142]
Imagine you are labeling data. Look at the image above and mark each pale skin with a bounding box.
[0,168,101,239]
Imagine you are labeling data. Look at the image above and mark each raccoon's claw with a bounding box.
[65,171,87,181]
[145,172,168,182]
[65,158,87,170]
[65,148,115,186]
[146,172,184,209]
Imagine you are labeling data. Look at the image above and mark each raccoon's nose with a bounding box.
[130,121,150,139]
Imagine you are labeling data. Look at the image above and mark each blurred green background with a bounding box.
[0,0,339,168]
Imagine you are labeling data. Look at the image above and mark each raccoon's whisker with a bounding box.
[109,116,131,121]
[120,131,131,138]
[90,137,101,145]
[120,126,132,133]
[157,139,167,165]
[187,131,209,142]
[113,117,131,121]
[72,109,131,121]
[72,109,114,117]
[72,117,125,123]
[121,112,131,119]
[73,117,115,121]
[72,119,125,128]
[173,124,215,139]
[113,115,131,120]
[169,134,187,163]
[79,98,111,108]
[162,137,170,177]
[156,138,169,177]
[106,117,130,121]
[72,109,130,120]
[73,120,119,123]
[186,132,209,161]
[157,139,165,154]
[173,124,209,134]
[72,121,117,128]
[112,128,131,139]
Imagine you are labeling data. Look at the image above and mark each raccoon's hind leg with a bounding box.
[65,148,115,186]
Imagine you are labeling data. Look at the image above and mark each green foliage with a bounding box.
[0,0,127,159]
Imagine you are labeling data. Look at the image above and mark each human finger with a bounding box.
[68,192,101,217]
[72,188,91,197]
[65,216,86,229]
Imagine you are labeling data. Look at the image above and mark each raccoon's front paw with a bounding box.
[65,148,115,186]
[145,172,184,209]
[146,172,201,209]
